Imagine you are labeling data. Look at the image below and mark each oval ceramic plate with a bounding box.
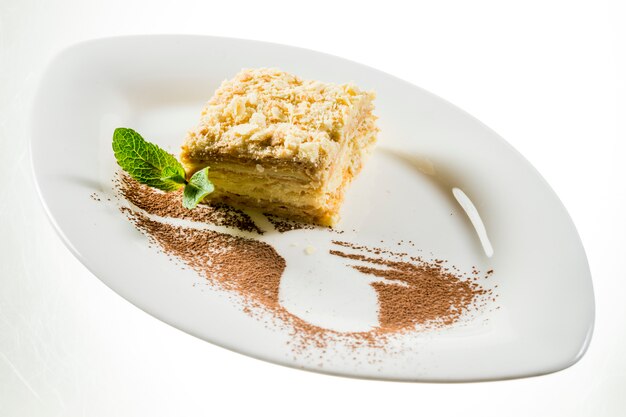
[31,35,594,381]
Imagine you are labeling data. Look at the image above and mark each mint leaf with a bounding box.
[161,166,187,185]
[112,127,216,210]
[182,168,214,209]
[112,128,185,191]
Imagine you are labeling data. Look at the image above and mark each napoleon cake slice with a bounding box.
[181,68,378,226]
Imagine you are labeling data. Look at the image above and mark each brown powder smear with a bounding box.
[121,208,337,350]
[329,248,488,332]
[118,174,263,234]
[113,176,493,352]
[124,210,283,304]
[264,213,316,233]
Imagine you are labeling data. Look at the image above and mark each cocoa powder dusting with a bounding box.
[118,174,263,234]
[121,208,335,350]
[126,211,282,303]
[264,213,316,233]
[329,248,487,331]
[111,175,495,354]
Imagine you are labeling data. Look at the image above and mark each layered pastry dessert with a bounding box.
[180,68,378,226]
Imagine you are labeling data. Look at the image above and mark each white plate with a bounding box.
[30,35,594,382]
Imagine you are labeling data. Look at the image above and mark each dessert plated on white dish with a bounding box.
[31,35,594,381]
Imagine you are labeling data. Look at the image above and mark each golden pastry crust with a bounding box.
[181,68,375,170]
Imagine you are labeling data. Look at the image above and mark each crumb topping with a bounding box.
[182,68,375,167]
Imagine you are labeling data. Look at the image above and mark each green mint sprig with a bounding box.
[112,127,213,209]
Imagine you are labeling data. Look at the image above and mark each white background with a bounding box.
[1,0,624,415]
